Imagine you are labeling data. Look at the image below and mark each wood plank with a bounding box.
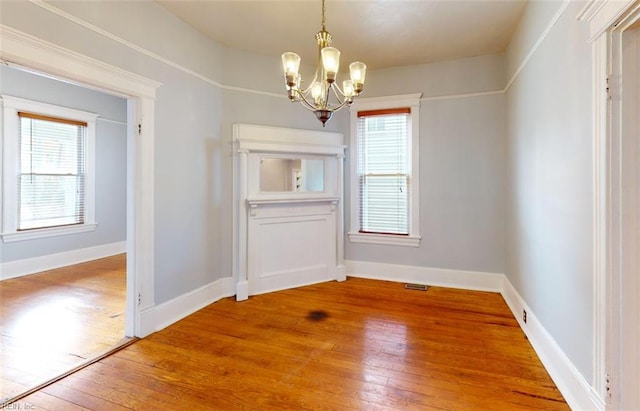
[11,391,91,411]
[11,276,568,410]
[0,254,126,401]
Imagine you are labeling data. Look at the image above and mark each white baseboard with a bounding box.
[236,280,249,302]
[345,259,504,292]
[501,278,602,411]
[140,276,235,336]
[0,241,127,280]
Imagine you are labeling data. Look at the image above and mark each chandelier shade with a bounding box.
[281,0,366,126]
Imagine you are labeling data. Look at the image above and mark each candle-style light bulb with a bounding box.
[281,52,301,87]
[349,61,366,94]
[321,47,340,83]
[311,81,322,103]
[343,80,354,98]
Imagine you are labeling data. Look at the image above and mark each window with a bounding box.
[358,108,410,235]
[348,94,421,247]
[2,95,98,242]
[18,112,87,230]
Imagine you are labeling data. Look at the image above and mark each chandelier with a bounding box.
[281,0,367,126]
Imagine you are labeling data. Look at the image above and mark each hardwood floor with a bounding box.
[0,254,126,402]
[11,277,567,410]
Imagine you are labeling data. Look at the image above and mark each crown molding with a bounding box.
[577,0,638,42]
[0,24,160,99]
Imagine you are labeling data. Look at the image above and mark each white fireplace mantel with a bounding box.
[232,124,346,301]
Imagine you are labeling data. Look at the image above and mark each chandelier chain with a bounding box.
[321,0,326,32]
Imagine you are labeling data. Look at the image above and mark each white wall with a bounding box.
[0,65,127,262]
[345,54,507,275]
[505,0,593,381]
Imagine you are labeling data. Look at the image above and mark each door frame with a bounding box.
[608,15,640,410]
[579,1,640,408]
[0,25,160,337]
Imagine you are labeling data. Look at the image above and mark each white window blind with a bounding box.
[18,112,87,231]
[357,108,410,235]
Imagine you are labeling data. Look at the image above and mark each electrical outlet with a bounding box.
[523,309,527,324]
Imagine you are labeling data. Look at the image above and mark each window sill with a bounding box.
[348,232,421,247]
[2,223,97,243]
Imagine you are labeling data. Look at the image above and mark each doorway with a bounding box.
[0,64,130,402]
[0,25,158,404]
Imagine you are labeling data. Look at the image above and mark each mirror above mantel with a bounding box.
[259,157,325,193]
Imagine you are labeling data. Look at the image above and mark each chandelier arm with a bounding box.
[301,69,320,95]
[323,82,333,109]
[325,83,350,110]
[327,96,352,112]
[295,85,350,114]
[333,82,356,100]
[330,82,346,99]
[299,58,322,95]
[307,44,323,92]
[295,90,323,112]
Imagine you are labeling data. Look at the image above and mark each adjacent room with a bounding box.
[0,65,129,401]
[0,0,638,410]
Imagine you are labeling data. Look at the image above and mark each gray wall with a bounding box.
[0,65,127,262]
[0,0,507,302]
[0,0,334,304]
[505,0,593,381]
[345,54,507,275]
[0,0,225,303]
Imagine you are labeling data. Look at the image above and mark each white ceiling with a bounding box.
[156,0,527,70]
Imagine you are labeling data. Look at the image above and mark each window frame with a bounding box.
[1,95,98,242]
[348,93,422,247]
